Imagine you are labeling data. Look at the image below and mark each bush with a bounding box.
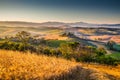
[0,41,36,52]
[59,42,97,61]
[43,47,51,55]
[95,56,119,66]
[18,43,25,51]
[95,47,107,56]
[106,40,116,50]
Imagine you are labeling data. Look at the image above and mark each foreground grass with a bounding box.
[82,63,120,80]
[0,50,78,80]
[0,50,118,80]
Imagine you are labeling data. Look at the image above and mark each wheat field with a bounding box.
[82,63,120,80]
[0,50,118,80]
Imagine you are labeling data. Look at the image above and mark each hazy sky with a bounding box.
[0,0,120,23]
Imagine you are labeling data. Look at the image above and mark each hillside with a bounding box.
[0,50,119,80]
[83,63,120,80]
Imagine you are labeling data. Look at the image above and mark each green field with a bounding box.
[46,40,69,47]
[106,53,120,60]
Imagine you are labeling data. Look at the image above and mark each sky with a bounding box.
[0,0,120,24]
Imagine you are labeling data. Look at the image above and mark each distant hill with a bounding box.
[0,21,41,27]
[0,21,120,28]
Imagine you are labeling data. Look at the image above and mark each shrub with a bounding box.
[43,47,51,55]
[59,42,97,61]
[95,56,119,66]
[106,40,116,50]
[18,43,26,51]
[95,47,107,57]
[0,41,35,52]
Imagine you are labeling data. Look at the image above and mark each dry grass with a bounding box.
[0,50,117,80]
[89,35,120,44]
[89,35,111,40]
[0,50,77,80]
[78,29,96,35]
[111,35,120,43]
[44,34,68,40]
[82,63,120,80]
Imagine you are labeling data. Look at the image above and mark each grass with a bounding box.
[0,50,116,80]
[46,40,68,47]
[83,63,120,79]
[78,29,96,35]
[106,53,120,60]
[0,50,78,80]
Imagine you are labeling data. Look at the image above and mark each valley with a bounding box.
[0,21,120,80]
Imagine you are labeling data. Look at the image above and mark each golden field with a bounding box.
[82,63,120,80]
[88,35,120,43]
[0,50,119,80]
[44,34,68,40]
[111,35,120,43]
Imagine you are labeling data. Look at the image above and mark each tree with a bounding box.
[4,36,10,42]
[59,42,96,61]
[96,47,107,56]
[106,40,116,50]
[16,31,31,50]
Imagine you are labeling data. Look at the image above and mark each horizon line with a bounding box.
[0,20,120,24]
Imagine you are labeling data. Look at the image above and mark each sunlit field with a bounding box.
[0,50,118,80]
[0,26,67,40]
[82,63,120,79]
[0,50,79,80]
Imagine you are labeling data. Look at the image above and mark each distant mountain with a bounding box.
[0,21,120,28]
[39,22,66,27]
[69,22,120,28]
[69,22,98,27]
[98,24,120,26]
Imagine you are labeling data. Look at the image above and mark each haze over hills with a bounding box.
[0,21,120,28]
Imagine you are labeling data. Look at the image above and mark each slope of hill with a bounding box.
[82,63,120,80]
[0,26,64,39]
[0,50,116,80]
